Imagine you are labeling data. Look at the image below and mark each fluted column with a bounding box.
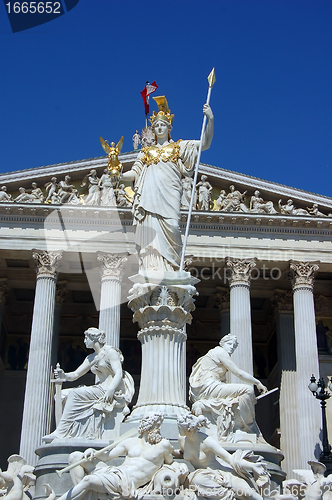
[290,260,321,467]
[226,257,256,380]
[127,277,197,421]
[19,250,63,465]
[215,286,230,337]
[51,280,68,367]
[97,252,128,348]
[274,289,299,477]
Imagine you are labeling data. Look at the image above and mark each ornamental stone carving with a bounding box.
[55,280,68,308]
[97,252,128,280]
[314,294,332,315]
[272,289,293,314]
[225,257,257,287]
[215,286,230,310]
[289,261,320,291]
[32,250,63,279]
[0,278,9,305]
[128,282,196,333]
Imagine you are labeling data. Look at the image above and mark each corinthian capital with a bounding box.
[97,252,128,280]
[289,261,320,291]
[225,257,257,287]
[32,250,63,278]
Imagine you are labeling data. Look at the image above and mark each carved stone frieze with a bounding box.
[289,261,320,291]
[272,289,293,315]
[215,286,230,311]
[55,280,68,308]
[314,294,332,315]
[32,250,63,279]
[97,252,128,280]
[225,257,257,287]
[0,278,9,305]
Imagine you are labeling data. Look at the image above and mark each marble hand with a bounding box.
[83,448,96,461]
[54,367,67,381]
[257,382,268,394]
[102,389,114,402]
[203,104,214,120]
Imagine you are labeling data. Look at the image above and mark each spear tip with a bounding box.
[207,68,216,88]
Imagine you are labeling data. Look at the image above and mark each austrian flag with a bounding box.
[141,81,158,115]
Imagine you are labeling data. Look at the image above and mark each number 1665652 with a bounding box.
[6,2,61,14]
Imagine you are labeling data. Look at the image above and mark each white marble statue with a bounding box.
[177,414,269,500]
[47,413,176,500]
[141,126,155,148]
[115,184,133,207]
[132,130,141,150]
[43,327,134,442]
[81,170,101,206]
[189,334,267,441]
[278,199,309,216]
[0,186,12,202]
[215,189,226,211]
[58,176,81,205]
[122,96,214,272]
[283,461,332,500]
[181,176,194,209]
[45,177,58,203]
[196,175,213,211]
[222,185,248,212]
[30,183,45,203]
[99,169,117,207]
[0,455,35,500]
[307,204,327,217]
[249,190,277,214]
[14,188,36,203]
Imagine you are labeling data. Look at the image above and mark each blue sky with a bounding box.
[1,0,332,197]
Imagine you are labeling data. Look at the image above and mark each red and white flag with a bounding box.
[141,81,158,115]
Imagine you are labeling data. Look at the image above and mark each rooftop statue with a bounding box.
[0,186,12,202]
[43,327,134,442]
[222,185,248,213]
[177,414,269,500]
[81,170,101,206]
[189,334,267,442]
[197,175,213,211]
[249,190,277,214]
[100,136,124,187]
[278,199,309,216]
[122,96,214,272]
[98,169,117,207]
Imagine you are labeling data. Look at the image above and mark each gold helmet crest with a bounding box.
[149,96,174,126]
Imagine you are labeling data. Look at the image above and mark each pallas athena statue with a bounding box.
[122,96,214,272]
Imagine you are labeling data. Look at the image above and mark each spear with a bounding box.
[179,68,216,272]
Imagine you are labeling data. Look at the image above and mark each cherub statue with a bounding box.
[215,189,226,211]
[283,461,332,500]
[196,175,213,211]
[100,136,124,187]
[0,454,35,500]
[0,186,12,203]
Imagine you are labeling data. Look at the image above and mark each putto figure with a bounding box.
[43,327,134,442]
[189,334,267,441]
[122,96,214,272]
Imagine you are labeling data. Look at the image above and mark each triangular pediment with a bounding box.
[0,151,331,217]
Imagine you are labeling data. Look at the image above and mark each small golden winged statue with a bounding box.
[100,136,124,186]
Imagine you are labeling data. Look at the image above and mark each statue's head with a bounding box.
[229,185,235,192]
[138,412,164,443]
[32,182,37,189]
[150,96,174,140]
[219,333,238,353]
[201,175,207,182]
[84,327,106,346]
[254,190,260,196]
[177,414,209,434]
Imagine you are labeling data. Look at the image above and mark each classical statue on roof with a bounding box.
[122,95,214,272]
[100,136,124,187]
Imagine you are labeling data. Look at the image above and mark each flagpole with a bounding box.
[179,68,216,272]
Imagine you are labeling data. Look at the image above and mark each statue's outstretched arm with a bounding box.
[219,351,267,392]
[56,357,91,382]
[201,104,214,151]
